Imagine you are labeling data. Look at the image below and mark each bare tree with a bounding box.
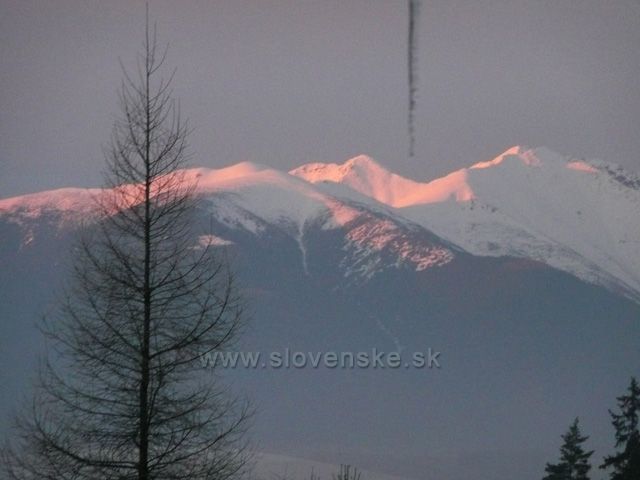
[332,465,362,480]
[2,10,249,480]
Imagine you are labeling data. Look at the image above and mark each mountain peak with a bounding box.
[291,155,474,207]
[289,154,389,185]
[187,161,271,187]
[291,155,421,207]
[470,145,601,173]
[343,154,385,171]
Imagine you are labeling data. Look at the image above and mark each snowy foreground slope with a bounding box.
[292,146,640,300]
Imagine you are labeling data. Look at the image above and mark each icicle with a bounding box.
[408,0,420,159]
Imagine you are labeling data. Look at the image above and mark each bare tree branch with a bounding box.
[2,8,250,480]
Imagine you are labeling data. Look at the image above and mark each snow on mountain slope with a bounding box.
[5,146,639,297]
[292,146,640,300]
[290,154,474,206]
[0,163,454,278]
[185,162,361,232]
[187,163,454,277]
[290,155,430,207]
[0,187,100,223]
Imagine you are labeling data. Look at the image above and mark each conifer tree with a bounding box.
[543,418,593,480]
[601,377,640,480]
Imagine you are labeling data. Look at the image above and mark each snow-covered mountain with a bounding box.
[2,147,640,480]
[4,146,640,298]
[0,161,455,281]
[292,146,640,300]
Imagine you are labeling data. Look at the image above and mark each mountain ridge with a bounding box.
[292,146,640,300]
[2,145,639,299]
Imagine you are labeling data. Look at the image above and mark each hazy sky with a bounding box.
[2,0,640,197]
